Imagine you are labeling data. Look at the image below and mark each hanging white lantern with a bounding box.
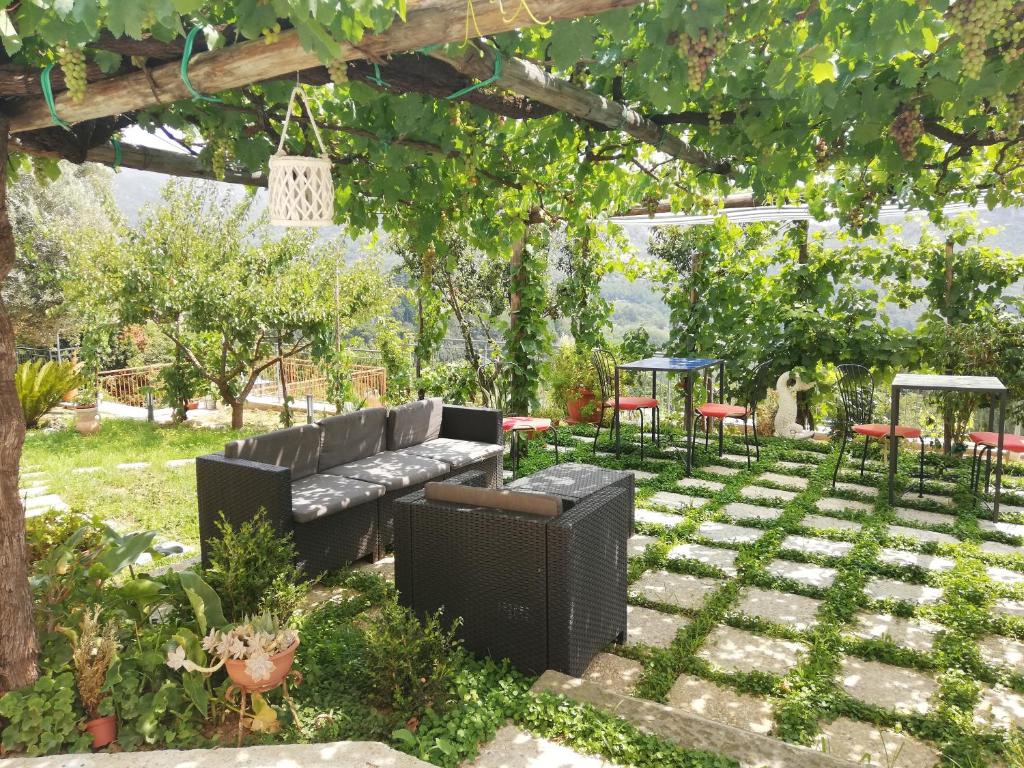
[268,86,334,227]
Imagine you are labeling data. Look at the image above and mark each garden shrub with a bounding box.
[360,602,463,718]
[0,671,92,756]
[15,359,84,428]
[25,510,104,565]
[203,511,309,622]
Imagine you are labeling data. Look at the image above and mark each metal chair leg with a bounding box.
[971,443,980,491]
[832,430,848,489]
[594,406,605,454]
[743,416,751,467]
[860,435,870,478]
[553,427,559,465]
[984,445,993,495]
[919,437,925,496]
[639,409,645,462]
[752,408,760,462]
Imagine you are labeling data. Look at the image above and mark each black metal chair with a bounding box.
[832,364,924,493]
[591,348,659,460]
[695,360,776,467]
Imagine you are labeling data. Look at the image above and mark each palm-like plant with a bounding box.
[15,359,85,428]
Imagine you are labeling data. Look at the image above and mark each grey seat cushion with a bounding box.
[386,397,443,451]
[318,407,386,471]
[291,473,386,524]
[403,437,503,469]
[225,424,320,481]
[323,450,450,492]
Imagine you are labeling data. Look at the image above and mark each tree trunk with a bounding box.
[229,400,244,430]
[0,120,38,693]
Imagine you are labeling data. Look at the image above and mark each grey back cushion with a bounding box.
[317,407,387,471]
[224,424,320,480]
[387,397,443,451]
[424,482,562,517]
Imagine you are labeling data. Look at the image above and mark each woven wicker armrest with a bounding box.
[438,469,489,489]
[440,404,503,446]
[196,453,292,567]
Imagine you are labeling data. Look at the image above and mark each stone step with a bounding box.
[470,724,623,768]
[0,741,432,768]
[532,671,863,768]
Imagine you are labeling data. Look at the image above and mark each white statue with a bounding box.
[774,371,815,439]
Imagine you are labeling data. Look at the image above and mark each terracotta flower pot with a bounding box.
[84,714,116,749]
[225,640,299,693]
[186,400,200,411]
[565,388,600,424]
[73,405,100,435]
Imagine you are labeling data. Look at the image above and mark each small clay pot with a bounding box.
[84,714,116,748]
[224,640,299,693]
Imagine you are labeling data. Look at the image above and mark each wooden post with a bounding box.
[0,118,38,693]
[942,237,955,454]
[793,220,814,430]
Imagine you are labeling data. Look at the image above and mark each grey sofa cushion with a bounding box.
[318,407,387,471]
[386,397,443,451]
[291,473,386,524]
[323,450,449,492]
[403,437,503,469]
[424,482,562,517]
[225,424,320,481]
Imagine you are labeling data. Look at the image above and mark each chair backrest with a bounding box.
[835,364,875,427]
[738,359,778,410]
[591,348,616,402]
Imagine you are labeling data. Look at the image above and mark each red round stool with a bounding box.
[503,416,559,478]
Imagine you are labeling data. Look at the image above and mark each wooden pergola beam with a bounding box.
[13,139,264,186]
[431,46,733,176]
[5,0,643,135]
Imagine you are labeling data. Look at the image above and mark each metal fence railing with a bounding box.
[98,364,168,407]
[250,357,387,405]
[16,345,80,364]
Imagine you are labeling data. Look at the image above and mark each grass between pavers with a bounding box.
[20,419,257,547]
[518,421,1024,766]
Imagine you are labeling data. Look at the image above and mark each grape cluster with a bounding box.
[890,106,923,160]
[328,59,349,84]
[947,0,1015,78]
[262,22,282,45]
[708,103,722,136]
[679,28,725,91]
[1007,89,1024,127]
[211,141,229,181]
[58,45,87,103]
[130,55,147,69]
[814,137,830,167]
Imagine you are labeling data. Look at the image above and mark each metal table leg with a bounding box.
[614,366,621,455]
[717,360,725,456]
[652,371,659,445]
[993,391,1007,520]
[685,372,694,476]
[888,385,900,505]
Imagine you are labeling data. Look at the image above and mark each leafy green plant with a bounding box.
[361,602,463,719]
[546,341,599,418]
[203,511,309,622]
[0,671,92,756]
[14,359,84,427]
[25,510,104,565]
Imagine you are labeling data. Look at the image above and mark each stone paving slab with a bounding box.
[978,634,1024,674]
[757,472,809,490]
[816,497,873,514]
[626,604,691,648]
[667,543,739,577]
[635,508,684,528]
[630,569,725,611]
[352,555,395,583]
[627,534,658,558]
[23,496,69,517]
[987,565,1024,585]
[702,464,741,477]
[832,481,878,497]
[979,519,1024,539]
[838,657,937,716]
[628,469,660,481]
[721,453,754,464]
[815,716,940,768]
[980,540,1022,555]
[847,612,940,653]
[894,507,955,527]
[886,525,958,545]
[472,725,624,768]
[802,514,863,532]
[503,470,514,482]
[741,485,797,502]
[583,652,643,697]
[776,460,815,471]
[722,501,782,521]
[677,477,726,494]
[766,559,837,589]
[791,450,827,463]
[877,547,955,572]
[864,577,942,605]
[697,521,763,544]
[667,672,774,735]
[994,597,1024,617]
[974,685,1024,729]
[20,470,44,480]
[116,461,151,470]
[734,586,823,630]
[902,491,955,508]
[780,535,854,558]
[165,458,195,468]
[19,485,50,498]
[698,625,806,676]
[648,491,709,510]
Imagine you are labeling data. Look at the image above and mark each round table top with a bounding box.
[503,416,552,432]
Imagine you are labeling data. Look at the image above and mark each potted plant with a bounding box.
[71,384,100,435]
[63,609,119,749]
[548,341,600,423]
[166,613,299,694]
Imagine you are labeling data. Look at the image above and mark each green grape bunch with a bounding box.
[328,59,349,84]
[58,44,88,104]
[708,103,722,135]
[890,105,923,160]
[211,140,229,181]
[947,0,1016,79]
[262,22,282,45]
[680,28,725,91]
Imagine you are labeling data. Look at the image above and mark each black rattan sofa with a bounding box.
[393,470,630,676]
[196,399,503,573]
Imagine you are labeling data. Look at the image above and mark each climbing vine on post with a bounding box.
[506,238,551,416]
